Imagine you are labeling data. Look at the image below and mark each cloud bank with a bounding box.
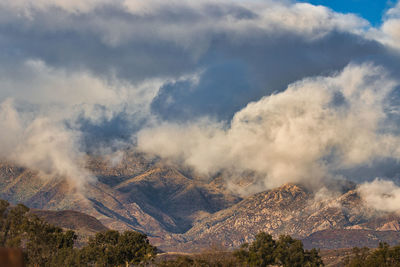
[1,0,400,208]
[138,64,400,191]
[358,179,400,213]
[0,99,92,187]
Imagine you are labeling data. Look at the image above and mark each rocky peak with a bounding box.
[271,183,307,198]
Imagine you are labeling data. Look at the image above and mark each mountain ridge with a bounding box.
[1,155,400,252]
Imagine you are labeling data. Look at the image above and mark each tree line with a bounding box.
[160,232,323,267]
[345,242,400,267]
[0,199,323,266]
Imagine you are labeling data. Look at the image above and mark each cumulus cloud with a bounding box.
[138,63,400,192]
[0,0,110,14]
[0,99,93,187]
[0,59,160,121]
[381,2,400,50]
[0,0,374,80]
[358,179,400,213]
[366,1,400,51]
[0,0,368,36]
[1,0,396,123]
[0,59,163,185]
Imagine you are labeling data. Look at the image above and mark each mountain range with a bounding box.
[1,151,400,252]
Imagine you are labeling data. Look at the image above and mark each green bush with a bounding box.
[0,199,156,266]
[234,232,324,267]
[81,230,156,266]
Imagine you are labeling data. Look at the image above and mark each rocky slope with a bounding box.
[2,153,400,252]
[178,183,400,251]
[302,229,400,250]
[0,154,241,248]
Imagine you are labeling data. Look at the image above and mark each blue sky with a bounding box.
[303,0,395,25]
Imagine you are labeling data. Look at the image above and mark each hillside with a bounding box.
[0,154,241,249]
[179,183,400,251]
[31,209,108,234]
[302,229,400,250]
[2,154,400,252]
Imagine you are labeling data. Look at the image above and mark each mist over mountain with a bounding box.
[2,154,400,253]
[1,0,400,254]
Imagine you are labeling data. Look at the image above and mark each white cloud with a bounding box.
[0,59,162,123]
[0,60,165,187]
[138,63,400,191]
[0,0,368,47]
[0,0,110,14]
[0,99,93,187]
[366,1,400,51]
[358,179,400,213]
[382,2,400,50]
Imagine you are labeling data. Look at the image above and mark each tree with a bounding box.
[304,248,325,267]
[82,230,156,266]
[118,231,156,265]
[0,203,30,247]
[24,215,78,266]
[234,232,323,267]
[237,232,276,266]
[345,243,400,267]
[0,199,157,266]
[274,235,306,267]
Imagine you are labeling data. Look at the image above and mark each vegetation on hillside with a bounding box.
[0,199,156,266]
[0,198,324,266]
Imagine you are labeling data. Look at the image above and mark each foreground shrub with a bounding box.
[0,199,156,266]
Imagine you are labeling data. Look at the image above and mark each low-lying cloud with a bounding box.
[0,99,92,187]
[138,63,400,192]
[358,179,400,213]
[0,60,162,186]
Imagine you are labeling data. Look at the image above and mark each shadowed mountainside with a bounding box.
[0,153,241,249]
[31,209,108,234]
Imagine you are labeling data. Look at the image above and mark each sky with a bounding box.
[303,0,394,25]
[1,0,400,209]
